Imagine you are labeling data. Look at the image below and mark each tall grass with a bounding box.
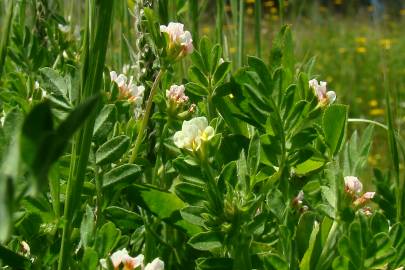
[254,0,262,57]
[58,0,114,268]
[188,0,199,47]
[0,0,14,82]
[216,0,224,48]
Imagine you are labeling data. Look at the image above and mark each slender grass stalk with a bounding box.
[237,0,245,67]
[129,69,165,163]
[254,0,262,57]
[0,0,14,82]
[188,0,199,48]
[278,0,284,25]
[384,72,402,222]
[215,0,224,49]
[58,0,114,269]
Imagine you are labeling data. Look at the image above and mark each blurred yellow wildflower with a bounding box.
[202,26,210,34]
[230,47,237,54]
[400,9,405,16]
[320,6,327,13]
[246,7,254,15]
[270,7,278,14]
[246,0,255,3]
[368,155,377,166]
[379,39,392,50]
[264,1,275,7]
[368,99,378,107]
[369,108,385,116]
[271,15,279,21]
[356,97,363,104]
[334,0,343,5]
[225,5,232,12]
[356,47,367,54]
[355,37,367,44]
[367,5,374,12]
[338,47,346,54]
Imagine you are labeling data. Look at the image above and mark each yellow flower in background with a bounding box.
[264,0,275,7]
[202,26,210,34]
[334,0,343,5]
[270,7,278,14]
[246,0,255,4]
[230,47,237,54]
[356,47,367,54]
[246,7,254,15]
[368,99,378,107]
[320,6,327,13]
[338,47,347,54]
[379,39,392,50]
[400,9,405,16]
[271,15,279,21]
[369,108,385,116]
[355,37,367,44]
[368,155,377,166]
[367,5,374,12]
[225,5,232,12]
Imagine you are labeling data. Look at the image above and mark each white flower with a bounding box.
[58,23,71,33]
[110,71,144,104]
[362,192,375,199]
[309,79,336,105]
[344,176,363,194]
[166,84,189,104]
[145,258,165,270]
[160,22,194,55]
[100,249,144,270]
[34,81,40,90]
[21,241,30,255]
[173,117,215,151]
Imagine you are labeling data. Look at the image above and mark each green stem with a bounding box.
[188,0,199,48]
[237,0,245,67]
[215,0,224,48]
[58,0,113,268]
[129,69,165,163]
[254,0,262,57]
[0,0,14,82]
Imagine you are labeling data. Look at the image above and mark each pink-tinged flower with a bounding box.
[354,191,376,206]
[21,241,30,255]
[100,249,144,270]
[110,71,145,104]
[309,79,336,106]
[160,22,193,58]
[344,176,363,194]
[292,190,304,206]
[166,84,189,104]
[145,258,165,270]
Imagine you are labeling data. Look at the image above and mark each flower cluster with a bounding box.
[309,79,336,106]
[173,117,215,151]
[160,22,193,61]
[110,71,145,105]
[166,84,189,105]
[100,248,164,270]
[344,176,375,211]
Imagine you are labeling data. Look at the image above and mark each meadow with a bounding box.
[1,0,405,269]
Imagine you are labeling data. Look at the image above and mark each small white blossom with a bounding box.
[145,258,165,270]
[21,241,30,255]
[173,117,215,151]
[100,249,144,270]
[344,176,363,194]
[362,192,375,199]
[34,81,40,90]
[160,22,194,55]
[309,79,336,105]
[166,84,189,104]
[58,24,71,33]
[110,71,145,104]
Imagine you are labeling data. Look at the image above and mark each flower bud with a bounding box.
[160,22,193,62]
[309,79,336,106]
[344,176,363,194]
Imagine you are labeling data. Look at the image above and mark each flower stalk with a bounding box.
[130,69,166,163]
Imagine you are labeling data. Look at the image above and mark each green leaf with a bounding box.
[93,104,117,141]
[80,247,99,270]
[188,231,223,251]
[210,44,222,74]
[94,222,121,257]
[261,253,289,270]
[213,61,231,86]
[96,135,130,165]
[294,154,326,176]
[0,244,31,269]
[186,82,208,97]
[196,258,233,270]
[248,131,261,180]
[189,66,209,87]
[300,221,319,270]
[103,164,141,189]
[322,104,348,156]
[247,56,273,92]
[104,206,142,229]
[80,205,95,247]
[40,67,70,99]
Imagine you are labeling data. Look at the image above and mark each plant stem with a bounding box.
[216,0,224,48]
[237,0,245,67]
[0,0,14,82]
[254,0,262,58]
[130,69,165,163]
[58,0,113,268]
[188,0,199,48]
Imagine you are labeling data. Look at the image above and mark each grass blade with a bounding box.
[0,0,14,82]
